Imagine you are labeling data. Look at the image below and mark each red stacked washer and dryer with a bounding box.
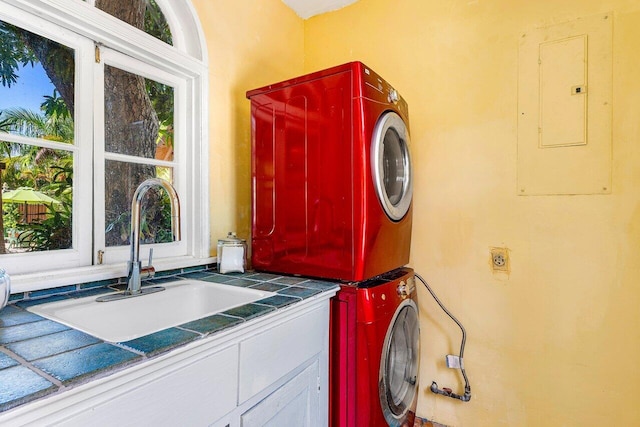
[247,62,420,427]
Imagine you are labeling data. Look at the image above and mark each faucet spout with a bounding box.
[96,178,180,303]
[127,178,181,295]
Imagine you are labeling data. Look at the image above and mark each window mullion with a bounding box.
[72,33,95,270]
[0,134,79,153]
[92,43,107,265]
[104,152,177,170]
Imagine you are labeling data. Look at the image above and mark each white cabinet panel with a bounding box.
[58,345,238,427]
[238,305,326,403]
[240,361,319,427]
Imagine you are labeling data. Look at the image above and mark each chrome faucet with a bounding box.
[97,178,181,302]
[127,178,181,294]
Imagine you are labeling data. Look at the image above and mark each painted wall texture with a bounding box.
[191,0,640,425]
[191,0,304,250]
[304,0,640,425]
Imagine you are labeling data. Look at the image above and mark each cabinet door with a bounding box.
[240,361,319,427]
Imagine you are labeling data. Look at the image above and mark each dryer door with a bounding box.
[379,298,420,426]
[371,111,412,221]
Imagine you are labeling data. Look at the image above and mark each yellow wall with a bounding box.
[303,0,640,426]
[191,0,304,248]
[190,0,640,424]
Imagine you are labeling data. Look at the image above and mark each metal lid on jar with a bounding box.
[218,232,246,245]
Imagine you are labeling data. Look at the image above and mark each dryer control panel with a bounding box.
[360,64,409,122]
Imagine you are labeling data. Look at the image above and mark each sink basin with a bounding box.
[28,279,275,342]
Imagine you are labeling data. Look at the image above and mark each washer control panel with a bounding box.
[397,276,416,299]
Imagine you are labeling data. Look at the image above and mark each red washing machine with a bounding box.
[330,267,420,427]
[246,62,413,282]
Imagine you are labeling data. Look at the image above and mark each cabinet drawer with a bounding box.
[58,345,239,426]
[238,305,327,403]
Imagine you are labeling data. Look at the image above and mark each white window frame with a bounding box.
[0,2,94,274]
[94,47,188,265]
[1,0,211,293]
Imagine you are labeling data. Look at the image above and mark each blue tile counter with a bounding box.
[0,269,339,414]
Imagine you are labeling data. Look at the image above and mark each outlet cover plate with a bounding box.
[490,247,510,272]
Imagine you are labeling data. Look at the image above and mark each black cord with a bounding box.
[415,272,471,401]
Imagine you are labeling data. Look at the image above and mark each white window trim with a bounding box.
[2,0,211,293]
[0,2,94,274]
[93,46,189,265]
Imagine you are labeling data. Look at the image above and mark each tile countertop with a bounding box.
[0,269,339,413]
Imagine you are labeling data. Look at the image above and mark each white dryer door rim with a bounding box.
[371,111,412,221]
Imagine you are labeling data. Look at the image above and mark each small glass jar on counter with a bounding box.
[217,232,247,274]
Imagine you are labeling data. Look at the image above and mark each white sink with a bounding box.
[28,279,275,342]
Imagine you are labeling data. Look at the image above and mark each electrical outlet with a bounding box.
[490,247,509,272]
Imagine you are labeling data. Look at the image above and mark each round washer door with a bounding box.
[371,111,412,221]
[379,298,420,426]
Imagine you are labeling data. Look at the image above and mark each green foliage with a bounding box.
[1,107,48,138]
[7,158,73,251]
[2,204,20,231]
[144,0,173,45]
[143,0,174,150]
[0,21,36,88]
[151,190,174,243]
[104,188,173,245]
[1,91,73,251]
[0,92,74,193]
[146,80,174,147]
[45,161,73,201]
[15,200,71,251]
[41,90,71,122]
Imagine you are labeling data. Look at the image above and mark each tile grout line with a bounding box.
[0,346,64,388]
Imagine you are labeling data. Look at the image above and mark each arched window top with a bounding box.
[96,0,173,46]
[3,0,207,64]
[153,0,207,62]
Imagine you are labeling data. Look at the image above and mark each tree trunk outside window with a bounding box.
[97,0,161,247]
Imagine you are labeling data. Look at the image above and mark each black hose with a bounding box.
[415,272,472,402]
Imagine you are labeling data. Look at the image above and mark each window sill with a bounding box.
[10,256,217,294]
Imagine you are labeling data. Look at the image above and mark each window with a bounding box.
[96,47,187,264]
[0,0,209,291]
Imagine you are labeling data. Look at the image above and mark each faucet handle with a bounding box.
[141,248,155,280]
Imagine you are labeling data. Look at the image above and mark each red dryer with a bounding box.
[247,62,413,282]
[330,267,420,427]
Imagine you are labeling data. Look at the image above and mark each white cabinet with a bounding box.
[241,361,319,427]
[238,302,326,404]
[58,344,239,427]
[0,297,332,427]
